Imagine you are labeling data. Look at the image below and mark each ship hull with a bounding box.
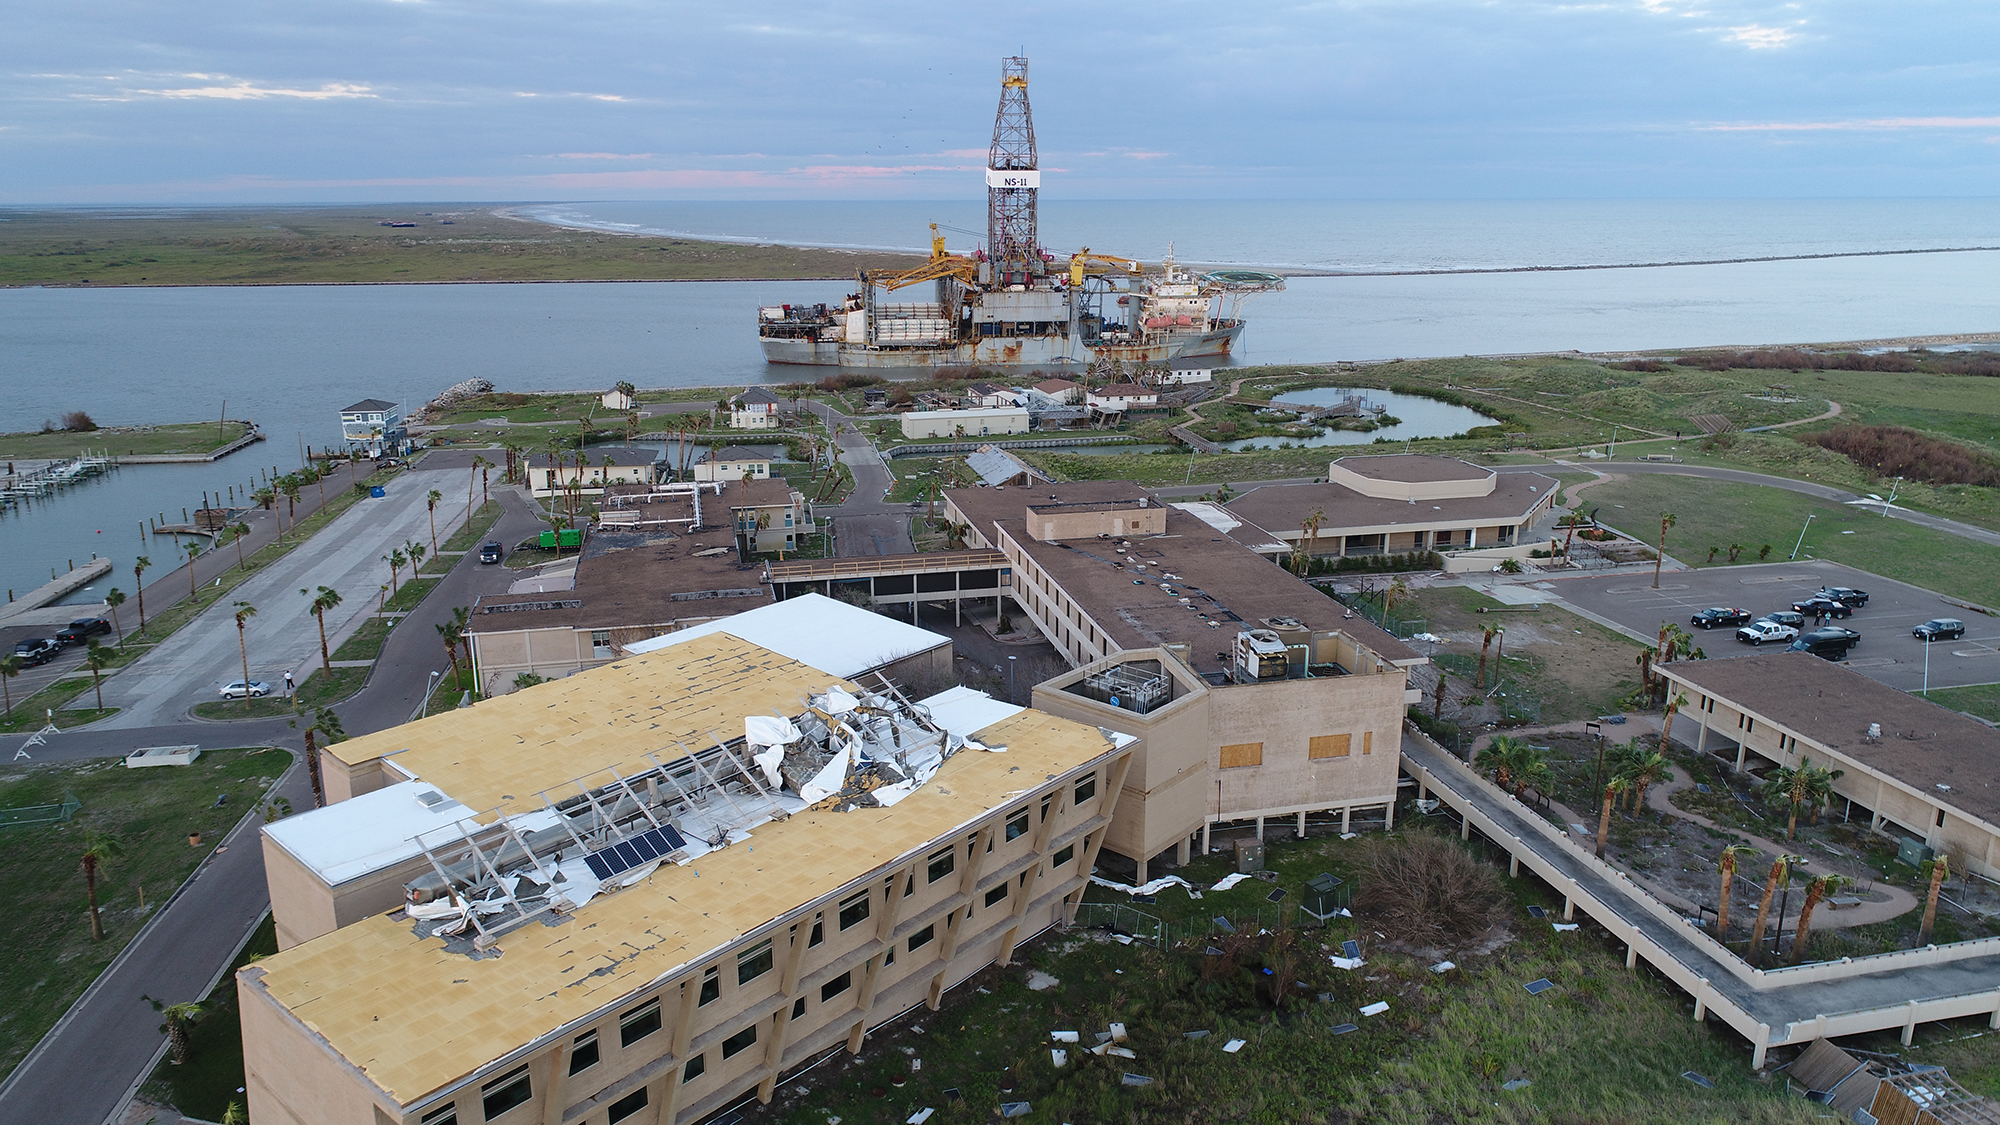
[760,321,1242,368]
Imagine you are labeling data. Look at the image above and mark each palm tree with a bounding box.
[405,539,427,577]
[294,706,344,809]
[80,832,125,941]
[1623,749,1674,811]
[1919,855,1950,946]
[1748,854,1799,962]
[1652,511,1676,589]
[1301,507,1326,574]
[1595,775,1631,858]
[426,489,443,556]
[1476,624,1498,689]
[1475,736,1521,792]
[303,586,342,676]
[232,601,257,708]
[1763,758,1844,841]
[132,556,150,633]
[184,540,202,603]
[145,996,202,1065]
[104,588,126,643]
[230,521,252,570]
[0,655,20,717]
[1660,691,1690,749]
[82,641,115,709]
[436,618,464,690]
[383,549,405,597]
[1715,844,1755,939]
[1791,874,1847,964]
[1384,575,1410,623]
[1432,667,1450,723]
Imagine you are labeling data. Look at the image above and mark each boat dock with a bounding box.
[1,454,115,508]
[0,557,113,627]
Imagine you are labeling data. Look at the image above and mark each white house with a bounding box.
[600,388,636,411]
[967,382,1021,408]
[527,449,662,498]
[691,446,775,482]
[729,387,783,430]
[339,399,405,457]
[899,406,1031,439]
[1085,383,1159,415]
[1033,377,1083,404]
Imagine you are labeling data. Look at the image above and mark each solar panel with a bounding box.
[584,824,688,881]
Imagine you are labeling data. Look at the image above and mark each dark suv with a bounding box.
[56,618,112,645]
[1820,586,1870,607]
[11,638,59,666]
[478,541,504,564]
[1791,596,1853,620]
[1913,618,1966,642]
[1789,629,1859,661]
[1690,607,1752,629]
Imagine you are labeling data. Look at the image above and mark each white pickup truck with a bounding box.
[1735,620,1799,646]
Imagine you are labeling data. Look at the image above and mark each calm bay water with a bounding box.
[2,198,1998,603]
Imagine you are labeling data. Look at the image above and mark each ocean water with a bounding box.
[2,197,1998,603]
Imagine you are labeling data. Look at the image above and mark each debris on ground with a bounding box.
[1223,1038,1248,1053]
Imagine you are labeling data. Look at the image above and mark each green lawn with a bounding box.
[1918,682,2000,724]
[0,748,289,1081]
[140,915,277,1123]
[886,457,978,504]
[188,666,367,720]
[0,678,116,733]
[1578,474,2000,608]
[0,421,256,460]
[755,827,1821,1125]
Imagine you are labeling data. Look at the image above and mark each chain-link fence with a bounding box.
[0,789,80,828]
[1325,589,1427,641]
[1435,653,1543,725]
[1074,901,1309,949]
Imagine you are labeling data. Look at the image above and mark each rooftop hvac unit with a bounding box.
[1233,629,1290,683]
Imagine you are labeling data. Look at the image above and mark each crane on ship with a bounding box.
[872,223,979,292]
[1067,247,1144,286]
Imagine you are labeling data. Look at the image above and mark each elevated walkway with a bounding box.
[1400,728,2000,1068]
[765,550,1011,624]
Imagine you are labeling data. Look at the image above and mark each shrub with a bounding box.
[61,411,97,432]
[1809,424,2000,487]
[1354,832,1510,949]
[1609,359,1669,372]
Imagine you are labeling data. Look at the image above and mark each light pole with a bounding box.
[1923,634,1932,696]
[1008,655,1018,704]
[1789,514,1815,560]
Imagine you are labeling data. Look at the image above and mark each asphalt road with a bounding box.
[803,401,912,557]
[1539,559,2000,693]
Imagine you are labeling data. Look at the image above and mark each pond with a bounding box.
[1217,386,1500,451]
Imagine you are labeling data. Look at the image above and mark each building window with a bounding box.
[984,882,1009,908]
[809,917,824,946]
[792,997,807,1020]
[821,971,853,1002]
[683,1054,705,1083]
[721,1024,759,1059]
[568,1031,599,1075]
[420,1103,458,1125]
[1074,773,1096,804]
[1220,742,1263,769]
[1052,844,1075,868]
[480,1066,533,1121]
[1005,808,1030,841]
[698,967,720,1007]
[908,925,935,951]
[619,999,661,1047]
[1309,734,1350,759]
[606,1088,648,1125]
[1936,809,1947,828]
[737,938,773,986]
[591,630,612,657]
[838,889,871,930]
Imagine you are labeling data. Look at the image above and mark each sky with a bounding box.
[4,0,1999,203]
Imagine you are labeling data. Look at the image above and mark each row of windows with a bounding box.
[1221,733,1371,770]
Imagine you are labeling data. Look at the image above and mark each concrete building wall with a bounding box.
[531,464,654,499]
[900,409,1030,439]
[242,751,1130,1125]
[1208,673,1405,823]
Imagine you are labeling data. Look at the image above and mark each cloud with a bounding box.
[106,76,376,101]
[1701,115,2000,132]
[1718,23,1798,48]
[549,152,659,160]
[1124,151,1171,160]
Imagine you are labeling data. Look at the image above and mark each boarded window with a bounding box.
[1363,731,1373,755]
[1220,742,1263,769]
[1308,734,1350,759]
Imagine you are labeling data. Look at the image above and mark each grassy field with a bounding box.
[0,207,922,286]
[1577,474,2000,608]
[0,678,116,733]
[886,456,978,504]
[1393,586,1647,725]
[0,748,289,1081]
[0,421,255,460]
[750,828,1823,1125]
[140,915,276,1123]
[1918,682,2000,723]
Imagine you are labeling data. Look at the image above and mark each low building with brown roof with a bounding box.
[690,446,774,483]
[1223,454,1558,558]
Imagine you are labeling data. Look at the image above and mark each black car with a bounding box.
[478,541,504,564]
[1820,586,1870,607]
[55,618,112,645]
[1789,628,1859,661]
[1790,596,1854,620]
[1914,618,1966,641]
[1690,607,1753,629]
[11,637,60,666]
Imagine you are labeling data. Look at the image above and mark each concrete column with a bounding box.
[1903,1000,1921,1046]
[1341,806,1351,834]
[1417,777,1428,801]
[1625,944,1638,969]
[1384,800,1395,830]
[1509,854,1520,877]
[1563,897,1575,921]
[1460,816,1471,841]
[1734,740,1748,774]
[1989,992,2000,1030]
[1176,836,1191,865]
[1695,718,1708,756]
[1255,816,1265,840]
[1296,811,1306,839]
[1751,1026,1770,1070]
[1135,854,1148,884]
[1201,821,1212,854]
[1692,980,1708,1023]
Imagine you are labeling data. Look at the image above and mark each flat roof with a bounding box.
[701,446,774,462]
[620,593,947,677]
[1332,454,1493,483]
[1092,383,1153,397]
[467,527,769,633]
[528,449,661,469]
[1662,652,2000,828]
[949,484,1420,676]
[1224,471,1555,537]
[257,644,1118,1107]
[263,781,478,887]
[902,406,1028,419]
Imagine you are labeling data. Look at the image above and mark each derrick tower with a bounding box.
[986,56,1042,282]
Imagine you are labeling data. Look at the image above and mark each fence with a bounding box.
[1324,589,1427,641]
[1434,652,1542,724]
[0,790,81,828]
[1073,900,1304,949]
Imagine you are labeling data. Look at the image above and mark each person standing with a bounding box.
[283,669,295,698]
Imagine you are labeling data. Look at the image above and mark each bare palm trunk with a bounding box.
[84,859,105,941]
[1791,884,1826,964]
[1596,787,1616,858]
[315,609,331,675]
[1919,859,1948,945]
[237,624,253,710]
[1749,860,1785,960]
[1717,859,1736,937]
[304,730,325,809]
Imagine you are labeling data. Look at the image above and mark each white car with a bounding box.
[220,679,271,699]
[1735,620,1799,646]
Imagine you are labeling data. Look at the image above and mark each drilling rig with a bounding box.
[755,57,1282,368]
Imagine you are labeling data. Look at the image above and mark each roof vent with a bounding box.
[416,790,447,808]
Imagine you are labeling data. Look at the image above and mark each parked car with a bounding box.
[1790,596,1854,620]
[55,618,112,645]
[12,637,60,666]
[1789,629,1859,661]
[1757,610,1806,630]
[219,679,271,699]
[1736,620,1799,646]
[1913,618,1967,642]
[1809,625,1862,645]
[1820,586,1870,607]
[1690,607,1753,629]
[478,541,504,564]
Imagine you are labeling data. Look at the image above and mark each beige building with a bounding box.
[1085,383,1158,415]
[1222,454,1559,558]
[528,450,661,500]
[689,446,773,483]
[245,632,1131,1125]
[1659,652,2000,879]
[899,406,1030,439]
[728,387,783,430]
[945,481,1424,879]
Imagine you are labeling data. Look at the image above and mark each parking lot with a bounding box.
[1546,559,2000,693]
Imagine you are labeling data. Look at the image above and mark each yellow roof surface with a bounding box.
[259,642,1116,1107]
[329,633,854,816]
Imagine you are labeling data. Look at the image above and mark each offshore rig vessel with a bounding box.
[757,57,1282,368]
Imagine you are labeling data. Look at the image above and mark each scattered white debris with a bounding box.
[1027,971,1060,992]
[1091,874,1194,897]
[1431,961,1456,973]
[1212,873,1253,891]
[1107,1046,1137,1059]
[907,1109,934,1125]
[1340,832,1359,840]
[1050,1048,1067,1069]
[1223,1038,1248,1054]
[1329,955,1367,971]
[1552,922,1579,932]
[1360,1001,1390,1017]
[1109,1022,1128,1042]
[1051,1030,1079,1043]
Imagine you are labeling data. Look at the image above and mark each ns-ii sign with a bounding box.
[986,170,1040,189]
